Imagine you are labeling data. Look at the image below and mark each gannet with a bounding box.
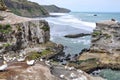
[17,57,26,62]
[70,73,77,78]
[40,58,43,61]
[60,74,64,78]
[68,66,75,71]
[77,69,83,74]
[0,61,8,71]
[26,59,35,66]
[65,65,68,69]
[45,60,50,66]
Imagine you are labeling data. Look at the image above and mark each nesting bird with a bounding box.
[64,65,68,69]
[70,72,77,78]
[68,66,75,71]
[40,58,43,61]
[45,60,51,66]
[0,61,8,71]
[60,74,65,79]
[26,59,35,66]
[17,57,26,62]
[77,69,83,74]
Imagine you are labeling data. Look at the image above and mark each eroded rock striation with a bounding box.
[75,20,120,72]
[0,11,49,52]
[91,20,120,54]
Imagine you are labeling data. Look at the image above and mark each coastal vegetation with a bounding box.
[4,0,49,17]
[92,30,101,37]
[41,26,50,31]
[27,49,52,60]
[3,43,11,47]
[0,24,12,34]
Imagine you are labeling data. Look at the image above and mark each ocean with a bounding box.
[42,12,120,80]
[43,12,120,55]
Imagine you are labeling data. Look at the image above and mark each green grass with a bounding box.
[103,34,111,39]
[3,43,11,47]
[41,26,50,31]
[0,24,12,34]
[41,49,51,55]
[92,31,101,37]
[27,49,52,60]
[27,52,41,60]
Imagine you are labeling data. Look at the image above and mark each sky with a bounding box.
[28,0,120,12]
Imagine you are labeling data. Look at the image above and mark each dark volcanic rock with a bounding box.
[64,33,91,38]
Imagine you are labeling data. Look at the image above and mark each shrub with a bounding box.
[3,43,11,47]
[92,31,101,37]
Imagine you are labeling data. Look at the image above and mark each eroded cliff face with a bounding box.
[91,20,120,54]
[77,20,120,72]
[0,17,50,54]
[0,11,55,60]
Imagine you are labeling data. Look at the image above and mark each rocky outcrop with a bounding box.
[42,5,71,13]
[51,63,104,80]
[0,61,59,80]
[64,33,91,38]
[0,11,53,60]
[0,60,104,80]
[91,20,120,54]
[75,20,120,72]
[4,0,49,17]
[0,11,50,51]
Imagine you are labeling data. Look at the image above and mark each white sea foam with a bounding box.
[45,13,96,32]
[50,13,68,16]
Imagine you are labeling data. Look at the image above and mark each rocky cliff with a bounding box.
[42,5,71,13]
[76,20,120,72]
[91,20,120,54]
[0,11,63,61]
[4,0,49,17]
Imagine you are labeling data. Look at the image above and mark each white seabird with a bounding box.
[60,74,65,78]
[70,73,77,78]
[64,65,68,69]
[77,69,83,74]
[26,60,35,66]
[0,61,8,71]
[68,66,75,71]
[17,56,26,62]
[45,60,50,66]
[40,58,43,61]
